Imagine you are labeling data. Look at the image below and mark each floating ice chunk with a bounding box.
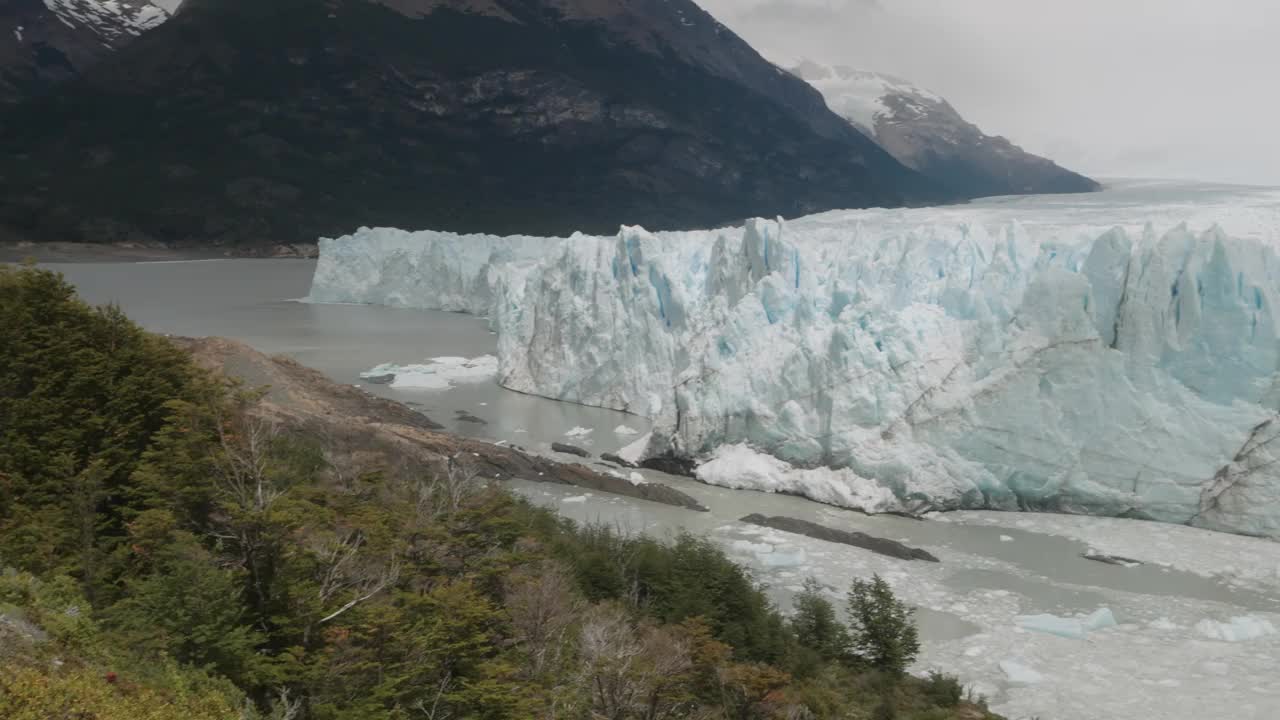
[999,659,1045,685]
[696,444,900,513]
[1016,614,1088,640]
[1082,607,1117,632]
[614,425,640,436]
[628,472,647,486]
[564,426,594,438]
[999,535,1013,542]
[1016,607,1116,639]
[361,355,497,390]
[1194,616,1277,642]
[561,495,588,504]
[757,547,808,568]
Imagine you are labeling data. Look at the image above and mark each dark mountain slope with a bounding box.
[0,0,177,105]
[0,0,945,248]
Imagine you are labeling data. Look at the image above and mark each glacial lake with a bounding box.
[46,226,1280,720]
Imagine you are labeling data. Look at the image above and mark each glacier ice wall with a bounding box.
[307,184,1280,538]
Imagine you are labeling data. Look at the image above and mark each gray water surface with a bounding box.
[49,259,647,452]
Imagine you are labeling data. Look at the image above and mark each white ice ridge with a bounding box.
[308,182,1280,538]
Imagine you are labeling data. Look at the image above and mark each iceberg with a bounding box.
[308,183,1280,538]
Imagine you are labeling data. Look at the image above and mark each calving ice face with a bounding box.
[308,181,1280,539]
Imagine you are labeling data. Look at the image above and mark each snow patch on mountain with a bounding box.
[42,0,176,44]
[789,58,941,134]
[308,182,1280,538]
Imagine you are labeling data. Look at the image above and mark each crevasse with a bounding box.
[307,186,1280,538]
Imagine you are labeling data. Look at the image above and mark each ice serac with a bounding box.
[308,227,549,314]
[306,184,1280,538]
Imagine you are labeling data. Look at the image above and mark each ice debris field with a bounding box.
[308,180,1280,539]
[515,476,1280,720]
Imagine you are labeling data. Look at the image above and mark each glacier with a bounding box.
[307,181,1280,538]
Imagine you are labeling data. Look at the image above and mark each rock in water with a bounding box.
[739,514,939,562]
[551,443,591,459]
[639,453,698,478]
[600,452,638,469]
[1082,552,1144,567]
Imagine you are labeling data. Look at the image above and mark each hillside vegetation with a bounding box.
[0,264,999,720]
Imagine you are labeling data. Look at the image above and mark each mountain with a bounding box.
[0,0,944,249]
[790,60,1100,198]
[0,0,179,105]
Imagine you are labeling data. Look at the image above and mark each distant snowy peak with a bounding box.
[788,58,1100,197]
[42,0,177,45]
[789,59,943,135]
[2,0,181,104]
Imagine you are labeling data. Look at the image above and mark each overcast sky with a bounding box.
[699,0,1280,185]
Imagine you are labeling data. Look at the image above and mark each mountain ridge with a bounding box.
[0,0,946,248]
[791,59,1100,198]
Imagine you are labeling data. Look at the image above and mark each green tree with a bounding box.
[106,515,269,688]
[0,265,214,593]
[790,578,851,668]
[846,575,919,675]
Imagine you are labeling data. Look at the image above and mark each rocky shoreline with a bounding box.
[0,240,318,264]
[176,336,707,513]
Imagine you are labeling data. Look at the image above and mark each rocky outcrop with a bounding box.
[176,336,707,512]
[740,514,940,562]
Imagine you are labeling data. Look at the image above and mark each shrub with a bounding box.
[922,670,964,707]
[0,663,239,720]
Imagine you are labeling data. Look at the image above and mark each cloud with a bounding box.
[698,0,1280,185]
